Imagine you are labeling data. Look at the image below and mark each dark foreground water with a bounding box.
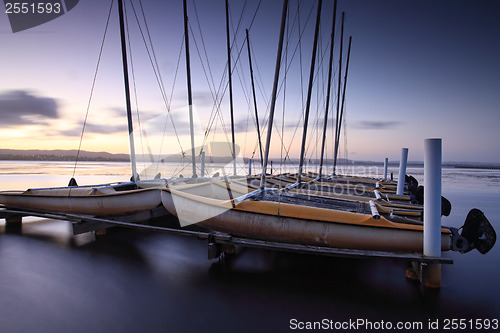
[1,163,499,332]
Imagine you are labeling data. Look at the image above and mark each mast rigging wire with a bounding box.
[72,0,115,181]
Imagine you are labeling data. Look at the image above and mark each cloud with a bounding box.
[170,91,214,110]
[193,91,214,106]
[233,118,252,133]
[57,122,129,137]
[232,117,306,133]
[0,90,59,127]
[353,120,404,130]
[86,123,128,134]
[230,117,268,133]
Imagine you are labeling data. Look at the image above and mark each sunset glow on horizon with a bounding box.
[1,0,499,164]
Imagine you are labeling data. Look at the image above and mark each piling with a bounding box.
[248,158,252,176]
[423,138,442,288]
[383,157,388,180]
[396,148,408,195]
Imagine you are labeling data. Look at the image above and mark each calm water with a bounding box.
[1,162,499,332]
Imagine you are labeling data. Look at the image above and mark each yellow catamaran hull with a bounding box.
[161,186,451,253]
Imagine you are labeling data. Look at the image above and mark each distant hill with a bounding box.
[0,149,239,163]
[0,149,130,162]
[1,149,498,169]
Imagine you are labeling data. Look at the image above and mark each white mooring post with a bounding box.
[383,157,388,180]
[396,148,408,195]
[423,138,442,288]
[201,151,206,177]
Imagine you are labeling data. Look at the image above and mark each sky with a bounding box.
[0,0,499,164]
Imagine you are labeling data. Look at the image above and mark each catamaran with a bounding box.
[160,0,495,256]
[0,0,163,217]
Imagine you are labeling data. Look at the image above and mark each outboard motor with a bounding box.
[405,174,419,196]
[458,208,497,254]
[68,177,78,186]
[414,185,452,217]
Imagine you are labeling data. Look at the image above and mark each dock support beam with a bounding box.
[396,148,408,195]
[422,138,442,288]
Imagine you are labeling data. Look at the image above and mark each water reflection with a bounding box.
[1,163,500,332]
[2,217,497,332]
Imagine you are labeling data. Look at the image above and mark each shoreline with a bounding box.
[0,159,499,171]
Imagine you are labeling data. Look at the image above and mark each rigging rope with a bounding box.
[71,0,115,181]
[138,0,168,105]
[126,0,188,177]
[128,0,168,108]
[160,37,186,164]
[133,0,189,175]
[305,20,329,166]
[192,0,262,166]
[242,0,313,176]
[280,0,289,175]
[278,1,314,163]
[124,0,145,175]
[342,99,348,174]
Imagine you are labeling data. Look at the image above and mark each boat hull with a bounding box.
[161,189,451,253]
[0,187,162,216]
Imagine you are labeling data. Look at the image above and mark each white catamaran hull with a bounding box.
[0,187,162,216]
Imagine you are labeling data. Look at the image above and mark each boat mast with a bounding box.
[333,36,352,176]
[317,0,337,180]
[296,0,323,185]
[259,0,289,190]
[225,0,237,176]
[117,0,138,182]
[246,28,264,167]
[183,0,197,178]
[332,12,344,176]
